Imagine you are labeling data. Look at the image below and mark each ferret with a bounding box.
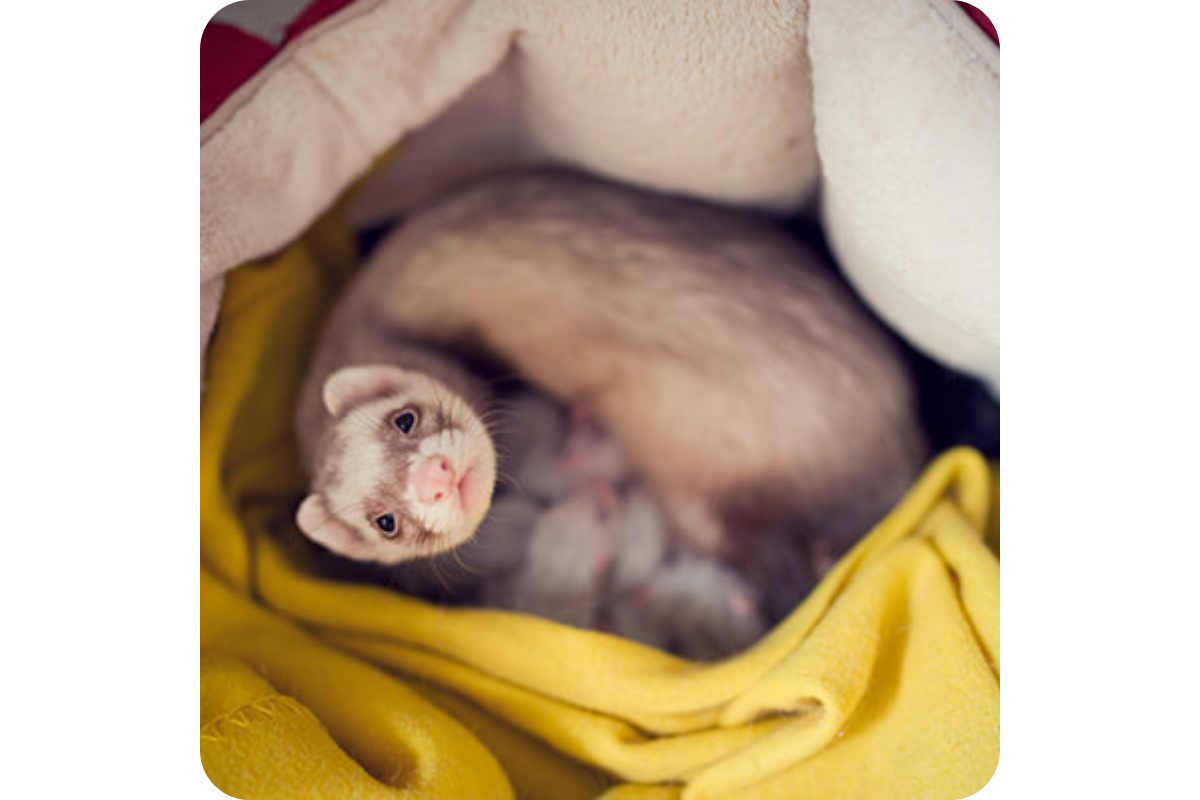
[294,170,926,615]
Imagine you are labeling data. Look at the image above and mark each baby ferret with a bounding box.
[294,170,927,602]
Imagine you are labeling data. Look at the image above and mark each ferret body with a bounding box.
[294,170,926,604]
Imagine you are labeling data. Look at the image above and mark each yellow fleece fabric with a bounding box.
[200,209,1000,799]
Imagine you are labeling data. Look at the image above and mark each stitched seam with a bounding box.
[200,694,307,742]
[292,56,374,155]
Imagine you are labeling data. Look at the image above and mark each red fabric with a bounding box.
[200,23,275,122]
[288,0,360,43]
[202,0,998,124]
[200,0,360,122]
[957,2,999,47]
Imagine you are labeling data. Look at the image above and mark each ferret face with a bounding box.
[296,365,497,565]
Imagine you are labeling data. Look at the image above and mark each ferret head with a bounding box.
[296,364,497,565]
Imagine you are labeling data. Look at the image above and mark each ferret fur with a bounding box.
[296,169,926,615]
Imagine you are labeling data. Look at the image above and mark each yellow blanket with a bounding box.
[200,210,1000,799]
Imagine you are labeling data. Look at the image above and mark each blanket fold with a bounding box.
[200,210,999,799]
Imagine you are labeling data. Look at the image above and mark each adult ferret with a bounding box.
[294,171,926,613]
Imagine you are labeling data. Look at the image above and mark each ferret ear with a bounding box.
[323,365,411,417]
[296,494,369,557]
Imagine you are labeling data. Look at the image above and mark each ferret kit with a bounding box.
[293,170,929,658]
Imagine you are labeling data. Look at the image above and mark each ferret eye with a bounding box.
[374,514,398,536]
[393,411,417,434]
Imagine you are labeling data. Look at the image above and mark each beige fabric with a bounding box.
[200,0,513,371]
[810,0,1000,389]
[200,0,998,386]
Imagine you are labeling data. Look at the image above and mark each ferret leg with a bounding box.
[660,492,727,554]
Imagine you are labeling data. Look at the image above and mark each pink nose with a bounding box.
[414,455,457,504]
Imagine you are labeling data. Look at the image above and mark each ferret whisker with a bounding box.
[498,481,526,498]
[384,564,404,591]
[428,556,453,595]
[495,471,525,493]
[478,407,523,426]
[480,403,537,424]
[478,504,527,525]
[475,372,521,390]
[477,402,516,417]
[449,547,485,578]
[476,405,508,420]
